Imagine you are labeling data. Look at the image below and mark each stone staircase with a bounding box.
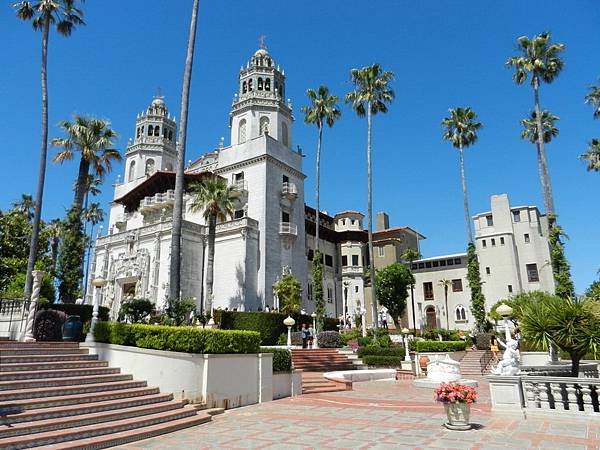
[292,349,357,394]
[459,349,494,377]
[0,341,211,449]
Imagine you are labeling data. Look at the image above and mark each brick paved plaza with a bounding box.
[122,378,600,449]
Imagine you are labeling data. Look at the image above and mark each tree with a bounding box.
[581,139,600,172]
[119,298,155,323]
[375,263,413,330]
[520,294,600,376]
[273,274,301,316]
[506,32,565,217]
[169,0,200,303]
[189,176,236,316]
[585,280,600,300]
[52,116,120,213]
[56,207,86,302]
[12,194,35,222]
[438,279,452,329]
[488,291,550,324]
[45,218,62,274]
[401,248,421,333]
[82,202,104,292]
[467,243,487,331]
[441,107,482,244]
[548,221,575,299]
[346,64,395,330]
[584,79,600,119]
[312,251,325,330]
[13,0,85,302]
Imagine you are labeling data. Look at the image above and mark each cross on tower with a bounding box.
[156,86,162,97]
[258,34,267,49]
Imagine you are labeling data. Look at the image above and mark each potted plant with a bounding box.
[434,382,477,430]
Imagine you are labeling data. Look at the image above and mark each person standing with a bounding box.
[308,324,315,349]
[301,323,309,349]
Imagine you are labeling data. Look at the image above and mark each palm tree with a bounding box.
[584,80,600,119]
[189,176,237,317]
[506,32,565,217]
[82,202,104,292]
[581,139,600,172]
[401,248,421,334]
[13,0,85,301]
[52,116,119,213]
[301,86,342,252]
[441,107,482,243]
[521,110,560,196]
[169,0,200,304]
[346,64,395,330]
[12,194,36,221]
[438,279,452,329]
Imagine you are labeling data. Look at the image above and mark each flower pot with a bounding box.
[419,355,430,372]
[443,403,472,430]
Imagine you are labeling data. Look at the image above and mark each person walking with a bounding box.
[308,324,315,349]
[301,324,309,349]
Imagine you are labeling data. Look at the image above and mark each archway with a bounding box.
[425,306,437,329]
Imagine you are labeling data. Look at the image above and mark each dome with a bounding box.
[151,96,165,106]
[254,48,268,57]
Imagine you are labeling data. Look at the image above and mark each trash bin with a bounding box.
[62,315,83,341]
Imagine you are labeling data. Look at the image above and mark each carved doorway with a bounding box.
[122,282,136,299]
[425,306,437,329]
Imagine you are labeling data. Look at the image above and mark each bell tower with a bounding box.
[230,43,293,148]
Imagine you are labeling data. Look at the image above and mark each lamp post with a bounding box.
[311,312,318,349]
[342,281,349,329]
[86,277,107,344]
[283,316,295,350]
[361,308,367,338]
[401,327,411,362]
[495,303,513,343]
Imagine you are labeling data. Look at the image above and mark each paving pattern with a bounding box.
[121,378,600,449]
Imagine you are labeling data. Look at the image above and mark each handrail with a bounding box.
[480,349,494,375]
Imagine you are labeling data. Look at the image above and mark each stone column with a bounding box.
[21,270,44,342]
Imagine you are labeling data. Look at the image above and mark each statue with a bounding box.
[426,354,462,382]
[491,337,521,376]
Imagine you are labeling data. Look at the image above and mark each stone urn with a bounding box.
[419,355,430,373]
[444,403,472,431]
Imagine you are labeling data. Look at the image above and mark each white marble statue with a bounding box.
[491,337,521,376]
[427,354,462,382]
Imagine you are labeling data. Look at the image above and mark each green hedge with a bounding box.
[217,311,338,345]
[93,321,260,354]
[260,348,292,372]
[361,355,403,367]
[415,340,467,352]
[44,304,110,323]
[357,346,405,358]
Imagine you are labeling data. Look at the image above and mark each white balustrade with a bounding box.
[279,222,297,236]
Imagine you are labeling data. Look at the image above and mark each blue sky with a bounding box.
[1,1,599,292]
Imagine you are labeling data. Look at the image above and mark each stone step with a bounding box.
[0,360,108,372]
[0,366,121,381]
[2,392,175,425]
[0,347,89,356]
[4,386,161,411]
[0,399,187,439]
[0,380,148,402]
[0,354,98,364]
[0,405,201,449]
[0,341,79,348]
[0,373,133,391]
[302,385,346,394]
[35,412,211,450]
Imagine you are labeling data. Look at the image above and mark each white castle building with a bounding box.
[88,46,556,329]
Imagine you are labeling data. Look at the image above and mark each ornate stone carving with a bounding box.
[426,354,462,382]
[491,337,521,376]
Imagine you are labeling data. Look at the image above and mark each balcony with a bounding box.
[281,182,297,200]
[139,189,175,212]
[232,179,248,192]
[279,222,298,237]
[342,266,363,276]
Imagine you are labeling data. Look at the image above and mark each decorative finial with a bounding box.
[219,137,225,148]
[258,34,267,49]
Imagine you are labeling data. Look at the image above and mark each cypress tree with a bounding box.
[56,207,86,302]
[312,250,325,331]
[467,243,487,331]
[548,219,575,299]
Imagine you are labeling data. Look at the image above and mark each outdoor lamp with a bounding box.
[283,316,295,349]
[401,328,411,362]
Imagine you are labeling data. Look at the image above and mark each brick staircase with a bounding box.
[0,341,211,449]
[292,349,356,394]
[459,349,494,377]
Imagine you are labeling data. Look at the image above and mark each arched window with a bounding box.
[238,119,247,144]
[248,79,253,91]
[153,125,160,136]
[141,126,144,135]
[257,77,263,90]
[274,81,279,95]
[147,125,153,136]
[128,161,136,182]
[163,127,167,138]
[145,158,155,175]
[281,122,288,147]
[265,78,271,91]
[136,127,141,138]
[168,130,173,141]
[455,305,467,321]
[242,81,247,94]
[259,117,269,136]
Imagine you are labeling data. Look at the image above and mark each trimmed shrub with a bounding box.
[42,304,109,322]
[119,298,155,323]
[93,321,260,354]
[261,348,292,372]
[277,331,302,346]
[357,346,405,358]
[415,340,467,352]
[357,334,392,348]
[422,328,460,342]
[317,331,344,348]
[362,355,403,367]
[33,309,68,341]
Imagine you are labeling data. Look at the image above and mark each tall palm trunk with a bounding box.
[315,123,322,252]
[459,143,473,243]
[366,102,378,330]
[532,76,555,217]
[169,0,200,304]
[24,16,50,301]
[444,286,449,329]
[205,214,216,315]
[410,284,416,334]
[74,158,90,213]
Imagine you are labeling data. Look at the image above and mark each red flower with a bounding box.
[434,382,477,404]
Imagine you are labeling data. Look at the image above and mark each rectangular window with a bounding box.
[526,263,539,282]
[418,262,425,269]
[341,219,346,225]
[352,255,359,266]
[307,283,313,301]
[327,287,333,303]
[341,255,348,266]
[355,286,359,293]
[411,263,418,270]
[513,210,521,222]
[325,255,333,267]
[454,258,462,264]
[482,240,487,248]
[378,246,385,257]
[524,233,530,243]
[432,260,439,267]
[447,259,454,266]
[307,249,314,261]
[452,279,463,292]
[281,211,290,222]
[234,209,244,219]
[500,237,505,245]
[508,284,513,293]
[282,174,289,183]
[486,267,491,275]
[351,219,356,225]
[425,261,432,268]
[423,282,434,300]
[491,238,496,246]
[440,260,446,267]
[486,215,494,226]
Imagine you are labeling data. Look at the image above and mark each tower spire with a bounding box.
[258,34,267,50]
